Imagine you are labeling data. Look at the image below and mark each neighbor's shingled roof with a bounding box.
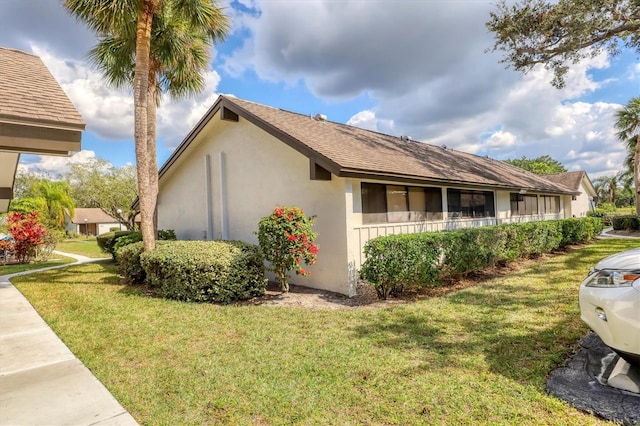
[160,96,577,195]
[72,208,117,225]
[0,47,85,129]
[543,171,588,192]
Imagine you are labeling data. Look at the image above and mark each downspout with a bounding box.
[204,155,213,240]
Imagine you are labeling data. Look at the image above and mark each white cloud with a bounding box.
[32,46,222,148]
[483,131,516,149]
[18,150,103,177]
[346,110,378,132]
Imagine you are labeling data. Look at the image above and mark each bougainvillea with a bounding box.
[257,206,319,292]
[6,211,47,263]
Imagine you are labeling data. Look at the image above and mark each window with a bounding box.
[510,193,539,215]
[361,183,443,224]
[541,195,560,214]
[447,189,495,218]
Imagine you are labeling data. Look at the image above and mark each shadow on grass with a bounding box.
[351,241,638,388]
[14,259,121,286]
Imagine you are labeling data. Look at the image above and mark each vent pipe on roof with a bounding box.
[314,113,327,121]
[400,135,412,141]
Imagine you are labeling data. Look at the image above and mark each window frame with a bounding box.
[361,182,443,224]
[446,189,496,219]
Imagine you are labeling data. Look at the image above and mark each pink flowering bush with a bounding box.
[257,206,319,292]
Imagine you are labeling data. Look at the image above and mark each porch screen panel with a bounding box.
[510,193,539,215]
[362,183,386,224]
[542,195,560,213]
[386,185,409,222]
[408,187,427,221]
[447,189,494,218]
[425,187,443,220]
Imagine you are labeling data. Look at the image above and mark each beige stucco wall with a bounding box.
[158,112,352,295]
[570,181,594,217]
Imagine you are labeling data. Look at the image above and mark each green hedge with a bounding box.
[115,241,147,285]
[140,241,266,304]
[97,231,137,259]
[611,215,640,231]
[360,217,603,299]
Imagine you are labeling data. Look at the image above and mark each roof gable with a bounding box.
[544,171,595,196]
[72,208,118,224]
[159,96,577,195]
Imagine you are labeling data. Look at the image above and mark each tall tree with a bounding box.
[487,0,640,88]
[11,179,75,229]
[615,97,640,214]
[64,0,229,251]
[503,155,567,175]
[593,175,618,205]
[66,158,139,230]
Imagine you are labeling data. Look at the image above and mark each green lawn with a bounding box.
[0,255,75,275]
[56,238,108,258]
[12,239,639,425]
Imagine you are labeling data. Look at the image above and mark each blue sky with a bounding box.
[0,0,638,179]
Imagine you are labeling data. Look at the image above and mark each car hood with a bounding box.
[594,247,640,271]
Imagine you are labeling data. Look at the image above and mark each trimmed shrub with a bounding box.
[611,215,640,231]
[140,241,266,303]
[97,230,136,259]
[360,233,442,299]
[360,217,602,299]
[113,232,143,254]
[158,229,176,240]
[111,229,177,261]
[116,241,146,284]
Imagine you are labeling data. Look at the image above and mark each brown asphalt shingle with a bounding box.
[0,47,84,129]
[222,97,576,194]
[543,171,586,192]
[71,208,117,225]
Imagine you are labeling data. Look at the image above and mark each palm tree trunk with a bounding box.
[134,0,158,252]
[148,68,159,237]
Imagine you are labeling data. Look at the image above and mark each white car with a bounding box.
[579,247,640,366]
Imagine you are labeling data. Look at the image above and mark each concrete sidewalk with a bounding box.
[0,252,138,425]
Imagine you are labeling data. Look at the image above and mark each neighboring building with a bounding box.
[0,47,84,212]
[68,208,124,237]
[156,96,578,296]
[544,171,597,217]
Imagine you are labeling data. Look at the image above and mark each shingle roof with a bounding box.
[72,208,118,224]
[0,47,85,129]
[543,171,586,192]
[160,96,577,195]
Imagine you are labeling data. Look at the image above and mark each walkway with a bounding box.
[0,252,138,425]
[599,227,640,239]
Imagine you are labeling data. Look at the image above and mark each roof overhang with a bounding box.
[0,151,19,213]
[0,119,82,213]
[0,119,82,156]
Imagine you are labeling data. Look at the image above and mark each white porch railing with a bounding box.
[352,213,563,267]
[353,218,495,267]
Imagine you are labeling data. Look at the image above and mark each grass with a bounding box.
[56,238,108,258]
[0,255,75,275]
[12,239,640,425]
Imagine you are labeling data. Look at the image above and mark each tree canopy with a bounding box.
[65,0,229,251]
[65,158,139,230]
[615,96,640,214]
[487,0,640,88]
[503,155,567,175]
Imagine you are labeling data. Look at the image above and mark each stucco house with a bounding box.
[156,96,580,296]
[0,47,84,212]
[67,208,124,237]
[543,171,597,217]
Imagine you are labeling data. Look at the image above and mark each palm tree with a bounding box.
[593,175,618,206]
[615,97,640,214]
[33,180,76,229]
[64,0,229,251]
